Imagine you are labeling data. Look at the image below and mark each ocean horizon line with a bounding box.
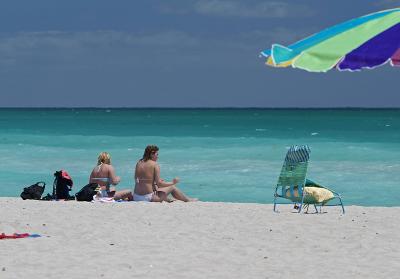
[1,107,400,110]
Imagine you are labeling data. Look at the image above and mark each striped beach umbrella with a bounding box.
[260,8,400,72]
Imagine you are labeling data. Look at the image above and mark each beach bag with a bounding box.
[20,182,46,200]
[53,170,74,199]
[75,183,99,202]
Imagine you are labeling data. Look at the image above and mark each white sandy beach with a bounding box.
[0,198,399,279]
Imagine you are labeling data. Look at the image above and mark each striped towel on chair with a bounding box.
[285,145,311,164]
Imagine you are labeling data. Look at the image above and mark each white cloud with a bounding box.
[0,30,247,72]
[373,0,400,8]
[0,27,314,74]
[158,0,314,18]
[195,0,288,18]
[246,27,314,46]
[0,30,200,57]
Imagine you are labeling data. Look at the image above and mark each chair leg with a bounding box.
[298,192,305,213]
[338,196,345,214]
[273,194,279,212]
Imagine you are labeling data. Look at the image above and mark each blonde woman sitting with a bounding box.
[89,152,133,201]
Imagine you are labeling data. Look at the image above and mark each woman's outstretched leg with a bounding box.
[170,186,197,202]
[157,185,196,202]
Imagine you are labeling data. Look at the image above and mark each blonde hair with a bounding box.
[97,152,111,165]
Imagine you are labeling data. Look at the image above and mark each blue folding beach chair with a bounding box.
[273,145,345,214]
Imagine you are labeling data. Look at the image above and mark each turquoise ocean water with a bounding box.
[0,108,399,206]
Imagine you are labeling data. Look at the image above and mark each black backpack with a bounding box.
[53,170,74,200]
[75,183,99,202]
[20,182,46,200]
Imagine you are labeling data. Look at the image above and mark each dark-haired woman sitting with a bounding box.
[133,145,197,202]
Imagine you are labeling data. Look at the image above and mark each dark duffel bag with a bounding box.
[75,183,99,202]
[20,182,46,200]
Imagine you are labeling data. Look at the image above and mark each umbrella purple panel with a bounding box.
[338,23,400,71]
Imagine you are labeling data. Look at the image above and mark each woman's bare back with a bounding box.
[134,160,157,195]
[90,164,115,190]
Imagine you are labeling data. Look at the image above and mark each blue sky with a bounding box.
[0,0,399,107]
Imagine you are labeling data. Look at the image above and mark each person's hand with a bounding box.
[115,176,121,183]
[172,177,180,184]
